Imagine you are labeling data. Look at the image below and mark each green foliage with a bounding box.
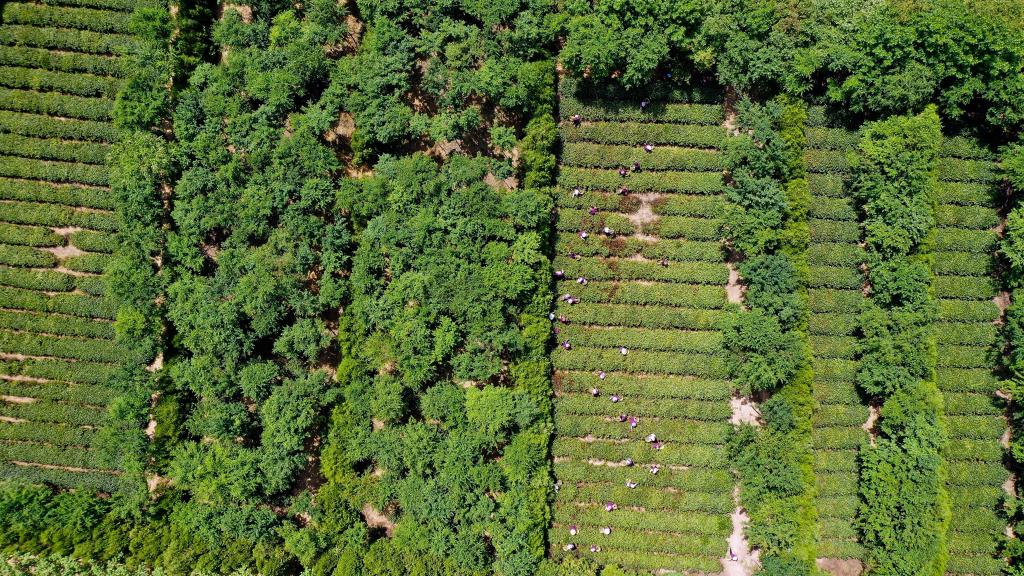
[851,108,949,576]
[313,153,553,575]
[343,0,555,162]
[559,0,704,90]
[722,96,817,573]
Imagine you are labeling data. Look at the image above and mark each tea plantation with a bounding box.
[0,2,1019,576]
[0,0,135,493]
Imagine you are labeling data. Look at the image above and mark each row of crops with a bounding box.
[804,110,1010,573]
[550,82,734,573]
[0,0,134,492]
[931,146,1006,576]
[804,118,870,561]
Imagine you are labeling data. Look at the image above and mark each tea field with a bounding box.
[549,80,735,573]
[0,0,132,492]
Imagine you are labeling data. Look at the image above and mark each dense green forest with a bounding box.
[0,0,1023,575]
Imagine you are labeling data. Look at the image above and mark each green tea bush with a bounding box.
[0,65,122,98]
[0,177,113,209]
[0,223,62,247]
[0,24,134,55]
[1,3,132,34]
[563,121,725,148]
[562,142,722,171]
[0,111,119,143]
[0,87,113,121]
[558,167,722,194]
[0,45,123,76]
[0,285,115,318]
[0,133,110,164]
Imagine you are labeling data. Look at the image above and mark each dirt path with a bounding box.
[721,487,759,576]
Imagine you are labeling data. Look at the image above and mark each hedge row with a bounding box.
[556,325,722,353]
[557,208,636,235]
[0,65,122,99]
[0,110,118,143]
[556,233,723,263]
[0,266,80,292]
[808,288,864,313]
[805,126,858,151]
[0,177,113,209]
[1,3,132,35]
[554,460,733,492]
[809,196,857,221]
[555,371,731,401]
[0,133,109,165]
[549,523,723,557]
[0,399,107,427]
[555,302,725,330]
[0,87,112,121]
[934,229,999,255]
[0,223,62,247]
[0,285,114,319]
[0,329,124,363]
[0,244,57,268]
[556,393,731,421]
[0,309,113,339]
[553,504,730,535]
[562,142,722,171]
[935,205,999,230]
[0,442,107,471]
[552,437,727,469]
[933,275,997,300]
[806,265,863,290]
[36,0,136,12]
[558,280,727,309]
[560,87,723,125]
[552,347,729,378]
[558,167,722,194]
[0,461,126,493]
[553,545,722,574]
[69,230,117,253]
[932,251,993,277]
[642,215,721,240]
[807,174,845,197]
[553,483,733,515]
[808,243,862,267]
[0,379,115,406]
[938,158,998,183]
[556,414,729,445]
[0,357,115,385]
[63,252,109,274]
[0,419,96,447]
[810,219,860,243]
[0,156,109,186]
[935,182,997,207]
[562,121,725,148]
[0,45,123,78]
[808,312,859,336]
[0,25,133,56]
[553,255,728,285]
[0,200,117,230]
[651,194,727,218]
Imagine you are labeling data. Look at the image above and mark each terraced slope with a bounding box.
[803,116,869,563]
[0,0,133,492]
[932,142,1006,576]
[549,81,734,573]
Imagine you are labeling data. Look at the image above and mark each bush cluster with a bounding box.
[722,96,818,575]
[850,107,950,576]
